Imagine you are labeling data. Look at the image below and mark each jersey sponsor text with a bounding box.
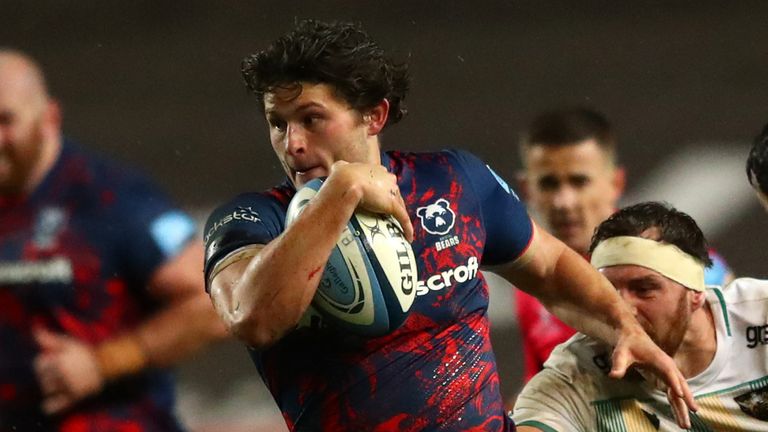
[0,258,73,284]
[416,256,479,296]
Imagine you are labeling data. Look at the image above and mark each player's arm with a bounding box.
[34,240,229,415]
[66,241,228,381]
[455,149,643,348]
[454,151,696,428]
[494,225,696,428]
[208,161,411,349]
[496,224,634,350]
[128,241,229,367]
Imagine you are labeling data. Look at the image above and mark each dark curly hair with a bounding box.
[241,19,409,127]
[747,123,768,195]
[589,201,713,267]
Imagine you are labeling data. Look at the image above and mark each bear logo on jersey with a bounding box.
[416,198,456,235]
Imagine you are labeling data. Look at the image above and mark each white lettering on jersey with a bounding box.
[0,258,73,284]
[435,235,460,251]
[416,256,479,296]
[204,206,262,244]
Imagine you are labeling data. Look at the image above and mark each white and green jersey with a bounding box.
[512,279,768,431]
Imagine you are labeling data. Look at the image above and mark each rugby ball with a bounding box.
[286,178,418,336]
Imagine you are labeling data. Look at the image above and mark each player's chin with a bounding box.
[555,230,588,251]
[637,321,660,346]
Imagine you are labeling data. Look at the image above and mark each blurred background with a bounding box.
[3,1,768,430]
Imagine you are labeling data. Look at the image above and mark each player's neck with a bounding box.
[673,303,716,379]
[367,135,382,165]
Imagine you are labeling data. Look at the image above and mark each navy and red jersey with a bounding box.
[204,149,532,431]
[0,139,196,432]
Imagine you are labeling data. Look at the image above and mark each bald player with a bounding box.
[0,50,227,431]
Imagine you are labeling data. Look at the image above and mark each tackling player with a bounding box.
[513,201,768,431]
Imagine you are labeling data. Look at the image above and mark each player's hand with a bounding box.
[33,328,104,414]
[608,327,698,429]
[328,161,413,241]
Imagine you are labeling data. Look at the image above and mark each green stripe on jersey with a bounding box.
[711,287,731,336]
[516,420,560,432]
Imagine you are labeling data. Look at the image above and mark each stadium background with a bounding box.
[3,1,768,430]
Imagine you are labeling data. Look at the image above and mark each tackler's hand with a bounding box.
[609,327,698,429]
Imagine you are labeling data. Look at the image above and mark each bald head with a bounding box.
[0,49,49,107]
[0,49,61,195]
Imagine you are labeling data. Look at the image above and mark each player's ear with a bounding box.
[690,290,707,310]
[43,99,62,137]
[611,165,626,199]
[516,171,530,201]
[364,99,389,136]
